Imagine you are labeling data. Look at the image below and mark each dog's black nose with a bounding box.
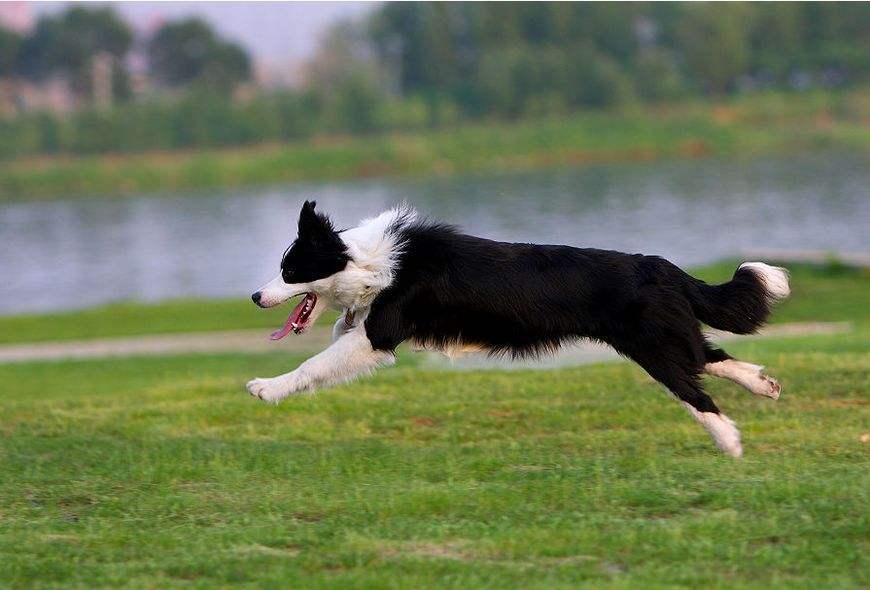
[251,292,262,305]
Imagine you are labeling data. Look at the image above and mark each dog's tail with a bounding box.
[678,262,790,334]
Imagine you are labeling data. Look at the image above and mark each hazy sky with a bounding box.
[31,1,378,66]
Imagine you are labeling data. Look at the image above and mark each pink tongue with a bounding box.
[269,297,308,340]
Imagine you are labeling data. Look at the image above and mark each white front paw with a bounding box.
[246,377,289,404]
[246,372,310,403]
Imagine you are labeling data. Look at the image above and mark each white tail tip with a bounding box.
[740,262,791,300]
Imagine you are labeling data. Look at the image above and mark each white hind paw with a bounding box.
[706,360,782,400]
[758,373,781,400]
[684,405,743,458]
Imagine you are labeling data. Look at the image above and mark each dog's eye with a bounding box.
[281,269,293,283]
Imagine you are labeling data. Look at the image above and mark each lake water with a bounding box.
[1,153,867,315]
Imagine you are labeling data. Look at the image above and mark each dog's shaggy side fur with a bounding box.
[249,202,790,457]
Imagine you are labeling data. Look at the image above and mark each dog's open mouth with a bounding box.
[270,293,317,340]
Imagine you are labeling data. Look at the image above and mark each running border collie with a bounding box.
[248,201,790,457]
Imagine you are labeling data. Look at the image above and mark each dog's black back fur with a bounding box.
[364,218,779,416]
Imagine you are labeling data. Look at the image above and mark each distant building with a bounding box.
[0,1,32,33]
[0,1,78,116]
[8,77,76,114]
[91,52,114,110]
[255,60,305,90]
[125,51,151,99]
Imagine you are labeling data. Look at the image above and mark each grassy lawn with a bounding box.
[0,298,318,346]
[0,89,867,201]
[0,262,867,587]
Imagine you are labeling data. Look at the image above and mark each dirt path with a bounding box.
[0,322,850,366]
[0,328,334,363]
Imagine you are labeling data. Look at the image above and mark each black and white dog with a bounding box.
[249,201,789,457]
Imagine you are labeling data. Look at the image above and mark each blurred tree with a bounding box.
[564,46,635,108]
[307,21,388,133]
[199,42,250,92]
[272,91,320,140]
[476,48,526,118]
[749,2,801,82]
[563,3,639,65]
[17,7,132,99]
[676,4,752,94]
[370,2,647,115]
[0,27,22,78]
[0,27,22,117]
[370,3,430,94]
[799,2,870,83]
[111,61,132,103]
[332,73,384,134]
[147,19,251,93]
[2,1,868,160]
[370,2,452,125]
[633,50,685,102]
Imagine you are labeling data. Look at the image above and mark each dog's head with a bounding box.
[252,201,349,339]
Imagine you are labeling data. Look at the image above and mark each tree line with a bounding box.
[0,2,867,160]
[0,6,251,104]
[362,2,868,120]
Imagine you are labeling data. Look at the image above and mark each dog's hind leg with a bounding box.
[614,300,742,457]
[632,352,743,458]
[703,342,781,400]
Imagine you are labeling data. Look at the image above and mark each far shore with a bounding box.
[0,89,867,201]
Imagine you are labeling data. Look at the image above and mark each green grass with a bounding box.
[0,336,867,587]
[1,262,867,587]
[0,89,868,200]
[0,298,337,345]
[1,261,865,346]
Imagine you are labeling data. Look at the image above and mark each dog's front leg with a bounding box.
[246,325,394,403]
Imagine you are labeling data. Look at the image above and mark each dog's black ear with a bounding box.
[299,200,317,227]
[298,200,334,240]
